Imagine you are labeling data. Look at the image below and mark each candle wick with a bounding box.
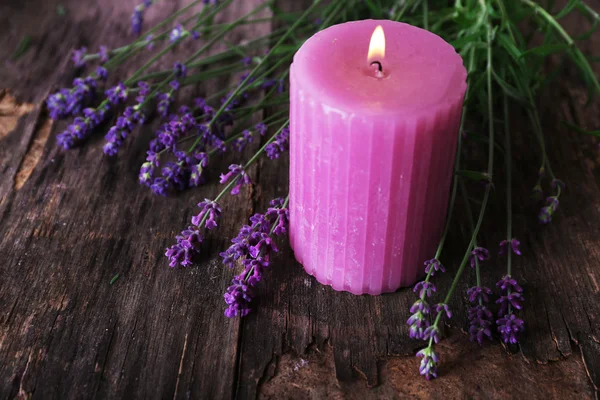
[370,61,383,72]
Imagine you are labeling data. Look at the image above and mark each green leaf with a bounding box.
[110,273,120,285]
[562,121,600,137]
[364,0,383,18]
[519,43,571,58]
[450,33,483,50]
[497,33,523,62]
[57,4,67,16]
[11,36,32,60]
[555,0,580,19]
[492,70,534,110]
[456,170,492,183]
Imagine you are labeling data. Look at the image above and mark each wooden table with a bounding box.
[0,0,599,398]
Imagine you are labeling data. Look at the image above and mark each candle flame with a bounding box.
[367,25,385,62]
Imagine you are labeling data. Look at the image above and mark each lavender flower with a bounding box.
[413,281,436,298]
[99,46,109,63]
[468,304,493,345]
[192,199,222,229]
[105,83,128,105]
[224,279,253,317]
[407,299,430,340]
[157,92,173,118]
[469,246,489,268]
[499,238,521,256]
[434,303,452,319]
[165,226,202,268]
[265,126,290,159]
[132,1,152,35]
[96,66,108,81]
[416,347,439,380]
[170,24,185,43]
[424,258,445,276]
[497,313,525,344]
[103,106,142,156]
[72,47,87,68]
[220,164,251,195]
[423,326,441,343]
[496,291,524,316]
[495,274,525,343]
[466,286,492,303]
[47,89,71,120]
[222,198,289,318]
[539,196,559,224]
[56,103,110,149]
[173,62,187,79]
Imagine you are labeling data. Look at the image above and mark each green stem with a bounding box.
[423,0,429,30]
[189,1,321,151]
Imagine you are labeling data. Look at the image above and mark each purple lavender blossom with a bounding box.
[189,153,208,187]
[497,313,525,344]
[266,201,289,236]
[496,291,524,316]
[242,56,252,66]
[72,47,87,68]
[468,304,493,345]
[466,286,492,303]
[407,299,430,340]
[157,92,173,118]
[224,279,253,317]
[139,161,154,186]
[105,82,128,105]
[255,123,267,136]
[221,198,289,318]
[165,225,202,268]
[220,164,251,195]
[499,238,521,256]
[424,258,445,276]
[96,66,108,81]
[424,326,441,343]
[47,89,71,120]
[416,347,439,380]
[173,62,187,79]
[56,103,110,149]
[192,199,222,229]
[170,24,185,43]
[150,177,168,196]
[99,46,109,63]
[131,1,152,35]
[265,126,290,159]
[539,196,559,224]
[434,303,452,319]
[413,281,436,298]
[233,130,253,152]
[469,246,489,268]
[103,107,141,156]
[495,274,525,343]
[145,34,155,50]
[467,282,493,345]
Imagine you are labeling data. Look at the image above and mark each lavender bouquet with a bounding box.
[46,0,600,380]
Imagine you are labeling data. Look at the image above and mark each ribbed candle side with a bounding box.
[290,66,465,295]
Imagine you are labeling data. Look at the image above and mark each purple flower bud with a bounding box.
[72,47,87,68]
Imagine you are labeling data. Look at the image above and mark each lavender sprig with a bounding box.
[496,92,525,344]
[222,197,289,317]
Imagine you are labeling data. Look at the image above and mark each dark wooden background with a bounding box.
[1,0,599,398]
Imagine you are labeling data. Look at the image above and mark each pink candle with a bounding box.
[289,20,467,295]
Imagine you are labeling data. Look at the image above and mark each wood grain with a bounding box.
[0,0,599,399]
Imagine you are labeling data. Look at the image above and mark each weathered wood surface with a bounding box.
[0,0,599,398]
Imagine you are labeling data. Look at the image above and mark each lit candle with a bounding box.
[289,20,467,295]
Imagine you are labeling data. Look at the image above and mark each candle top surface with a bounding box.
[291,20,467,117]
